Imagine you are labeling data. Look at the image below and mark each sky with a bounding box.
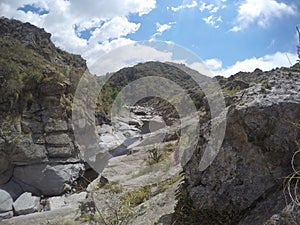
[1,0,300,77]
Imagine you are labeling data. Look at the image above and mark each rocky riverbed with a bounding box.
[2,18,300,225]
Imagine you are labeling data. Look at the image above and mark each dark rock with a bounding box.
[0,179,23,200]
[180,69,300,224]
[13,163,85,196]
[39,81,65,96]
[45,133,72,146]
[47,145,74,158]
[0,153,13,185]
[44,119,68,132]
[11,135,47,164]
[264,203,300,225]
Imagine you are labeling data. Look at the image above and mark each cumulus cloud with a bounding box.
[89,43,174,75]
[171,1,197,12]
[230,0,297,32]
[204,58,223,71]
[0,0,156,68]
[207,52,298,77]
[88,17,140,44]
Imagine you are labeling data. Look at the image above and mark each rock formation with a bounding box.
[0,17,88,212]
[175,68,300,224]
[2,17,300,225]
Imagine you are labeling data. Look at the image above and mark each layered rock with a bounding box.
[0,17,88,200]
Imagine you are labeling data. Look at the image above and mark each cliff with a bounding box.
[0,17,87,198]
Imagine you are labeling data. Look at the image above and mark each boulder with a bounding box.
[0,211,13,220]
[48,192,87,210]
[13,163,85,196]
[0,189,13,212]
[13,192,40,215]
[181,70,300,224]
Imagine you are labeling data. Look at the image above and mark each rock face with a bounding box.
[0,17,88,199]
[179,69,300,224]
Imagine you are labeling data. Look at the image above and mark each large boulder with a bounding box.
[13,163,85,196]
[13,192,40,216]
[0,189,13,213]
[48,192,87,210]
[181,69,300,224]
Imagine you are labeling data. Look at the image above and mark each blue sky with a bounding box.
[1,0,299,76]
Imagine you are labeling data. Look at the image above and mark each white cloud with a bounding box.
[171,1,197,12]
[202,15,222,28]
[84,38,136,67]
[204,58,223,71]
[199,2,215,12]
[88,17,140,44]
[0,0,156,68]
[151,22,175,40]
[87,41,216,78]
[210,6,220,14]
[199,1,226,28]
[156,23,171,33]
[89,43,174,75]
[231,0,297,32]
[69,0,156,18]
[208,52,298,77]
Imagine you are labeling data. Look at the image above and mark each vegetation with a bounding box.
[57,221,74,225]
[146,142,177,165]
[90,174,182,225]
[147,147,163,165]
[292,62,300,72]
[121,186,151,207]
[0,36,84,115]
[95,61,206,124]
[101,181,124,194]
